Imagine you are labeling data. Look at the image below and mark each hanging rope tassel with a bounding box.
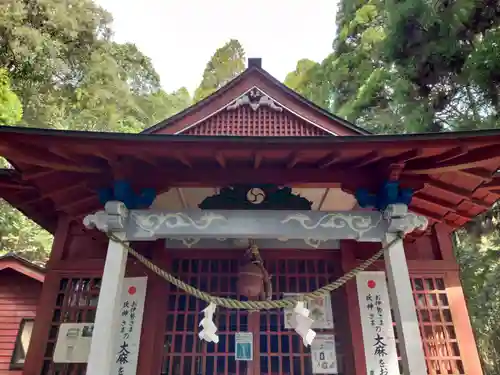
[247,240,273,301]
[107,232,403,310]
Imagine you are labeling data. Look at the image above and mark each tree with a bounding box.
[0,200,52,264]
[0,0,194,264]
[285,0,500,372]
[0,69,22,125]
[284,59,331,109]
[194,39,245,102]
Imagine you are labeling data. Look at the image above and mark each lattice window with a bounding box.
[258,258,345,375]
[162,255,346,375]
[162,258,249,375]
[40,277,101,375]
[394,276,464,375]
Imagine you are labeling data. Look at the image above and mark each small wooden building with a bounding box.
[0,253,45,373]
[0,58,499,375]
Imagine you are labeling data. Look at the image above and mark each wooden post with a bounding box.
[86,232,128,375]
[340,240,367,375]
[384,233,426,375]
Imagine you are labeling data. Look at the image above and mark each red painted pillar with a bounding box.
[340,240,367,375]
[23,216,71,375]
[137,240,170,375]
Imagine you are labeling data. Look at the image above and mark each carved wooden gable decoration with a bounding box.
[181,87,331,136]
[143,65,368,136]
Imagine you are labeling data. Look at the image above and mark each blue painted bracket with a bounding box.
[97,180,157,209]
[355,181,413,211]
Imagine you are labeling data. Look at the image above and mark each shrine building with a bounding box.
[1,58,498,375]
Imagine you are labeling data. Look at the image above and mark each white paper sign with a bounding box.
[356,271,398,375]
[235,332,253,361]
[283,293,334,329]
[113,277,148,375]
[53,323,94,363]
[311,334,338,374]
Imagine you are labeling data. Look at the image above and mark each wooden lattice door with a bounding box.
[161,251,349,375]
[40,276,101,375]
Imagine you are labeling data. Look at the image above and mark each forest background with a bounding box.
[0,0,499,372]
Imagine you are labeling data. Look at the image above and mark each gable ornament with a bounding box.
[226,88,283,112]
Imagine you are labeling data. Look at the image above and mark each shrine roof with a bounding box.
[142,63,371,136]
[0,252,46,282]
[1,125,500,235]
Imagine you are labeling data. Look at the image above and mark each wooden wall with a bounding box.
[0,270,42,374]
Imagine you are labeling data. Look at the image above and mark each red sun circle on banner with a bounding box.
[367,280,376,289]
[128,286,137,295]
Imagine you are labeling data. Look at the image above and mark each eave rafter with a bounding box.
[1,127,500,234]
[403,143,500,177]
[0,138,103,174]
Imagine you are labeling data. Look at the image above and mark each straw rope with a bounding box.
[107,233,403,310]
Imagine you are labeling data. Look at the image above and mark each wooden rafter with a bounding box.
[403,175,490,210]
[317,151,339,169]
[0,181,35,190]
[412,193,473,221]
[253,152,263,169]
[0,139,101,174]
[286,152,302,169]
[215,152,226,168]
[404,144,500,175]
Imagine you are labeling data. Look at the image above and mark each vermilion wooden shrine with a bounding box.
[0,58,498,375]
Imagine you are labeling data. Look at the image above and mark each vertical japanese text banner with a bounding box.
[113,277,148,375]
[356,271,398,375]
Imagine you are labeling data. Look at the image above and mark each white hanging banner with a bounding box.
[311,334,338,374]
[356,271,398,375]
[283,293,334,329]
[113,277,148,375]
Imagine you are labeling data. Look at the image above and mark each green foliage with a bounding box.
[284,0,500,371]
[0,0,192,132]
[0,2,250,265]
[0,69,22,125]
[0,199,52,264]
[194,39,245,102]
[0,0,196,262]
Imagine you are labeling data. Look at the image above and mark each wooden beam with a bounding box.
[401,146,467,166]
[215,152,226,168]
[253,152,263,169]
[286,152,302,169]
[173,152,192,168]
[409,205,445,223]
[460,168,493,181]
[479,175,500,190]
[22,168,58,181]
[403,175,490,210]
[59,194,98,212]
[0,181,35,190]
[404,144,500,174]
[412,193,473,221]
[317,152,339,169]
[0,140,101,174]
[133,166,380,190]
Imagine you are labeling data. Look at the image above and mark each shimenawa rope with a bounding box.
[107,233,403,310]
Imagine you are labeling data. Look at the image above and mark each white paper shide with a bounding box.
[356,271,398,375]
[284,293,334,329]
[199,303,219,343]
[311,334,338,374]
